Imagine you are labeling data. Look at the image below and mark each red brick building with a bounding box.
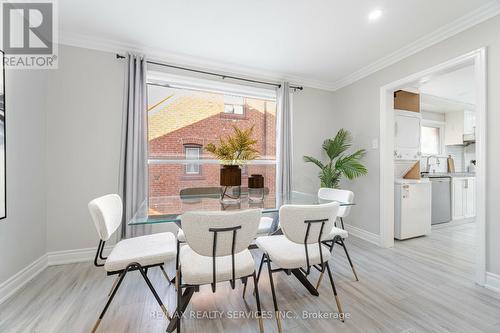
[147,88,276,202]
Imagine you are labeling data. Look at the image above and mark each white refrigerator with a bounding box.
[394,178,432,240]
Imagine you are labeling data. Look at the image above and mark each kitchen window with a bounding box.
[421,121,444,156]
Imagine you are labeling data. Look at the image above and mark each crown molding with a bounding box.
[58,1,500,92]
[329,1,500,91]
[58,32,334,91]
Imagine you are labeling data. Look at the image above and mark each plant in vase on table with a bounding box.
[303,129,368,189]
[205,125,259,203]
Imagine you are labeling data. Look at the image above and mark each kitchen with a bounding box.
[393,65,476,240]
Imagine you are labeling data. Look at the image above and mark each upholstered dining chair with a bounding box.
[317,188,359,284]
[88,194,177,333]
[255,202,344,333]
[169,209,264,333]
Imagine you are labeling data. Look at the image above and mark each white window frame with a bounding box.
[421,119,445,157]
[184,146,201,175]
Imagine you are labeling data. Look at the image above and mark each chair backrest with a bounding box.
[181,209,261,257]
[317,188,354,218]
[88,194,123,241]
[279,202,340,244]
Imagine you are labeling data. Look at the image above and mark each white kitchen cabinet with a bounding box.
[445,111,476,145]
[394,110,421,160]
[463,110,476,136]
[452,177,475,220]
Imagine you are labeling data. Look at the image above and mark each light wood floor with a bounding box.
[2,221,500,333]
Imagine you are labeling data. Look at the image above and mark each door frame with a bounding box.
[379,48,487,285]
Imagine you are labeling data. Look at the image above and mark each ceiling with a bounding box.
[417,65,476,113]
[59,0,498,90]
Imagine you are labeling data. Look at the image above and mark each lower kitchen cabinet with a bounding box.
[452,177,475,220]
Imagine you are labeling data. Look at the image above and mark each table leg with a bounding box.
[291,269,319,296]
[166,286,195,333]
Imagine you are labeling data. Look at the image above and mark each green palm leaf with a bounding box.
[335,149,368,179]
[303,155,325,169]
[322,128,352,160]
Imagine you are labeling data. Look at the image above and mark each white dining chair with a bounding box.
[169,209,264,333]
[317,188,358,283]
[255,202,344,332]
[88,194,177,333]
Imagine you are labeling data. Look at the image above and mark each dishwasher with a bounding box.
[430,177,451,224]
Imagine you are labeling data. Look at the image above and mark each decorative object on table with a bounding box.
[303,129,367,188]
[447,155,455,173]
[205,125,259,203]
[0,50,6,220]
[248,174,265,202]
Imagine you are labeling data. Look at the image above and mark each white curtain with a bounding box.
[276,82,293,202]
[119,53,150,239]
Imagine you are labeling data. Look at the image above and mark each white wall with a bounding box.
[0,69,48,283]
[292,87,337,194]
[330,15,500,274]
[45,45,124,252]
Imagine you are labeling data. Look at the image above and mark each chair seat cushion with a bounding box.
[179,246,255,285]
[255,235,331,269]
[105,232,177,272]
[177,216,273,242]
[326,227,348,240]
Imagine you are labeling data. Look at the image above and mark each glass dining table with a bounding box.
[129,190,354,227]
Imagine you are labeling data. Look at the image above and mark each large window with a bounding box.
[146,74,277,212]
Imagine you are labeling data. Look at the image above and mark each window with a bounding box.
[146,73,277,209]
[223,95,244,115]
[184,145,201,175]
[421,125,441,155]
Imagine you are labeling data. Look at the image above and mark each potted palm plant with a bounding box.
[205,126,259,203]
[303,129,368,188]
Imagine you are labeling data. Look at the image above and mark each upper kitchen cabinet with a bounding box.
[444,110,476,145]
[394,90,421,160]
[395,110,422,160]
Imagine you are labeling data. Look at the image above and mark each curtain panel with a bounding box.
[119,53,150,238]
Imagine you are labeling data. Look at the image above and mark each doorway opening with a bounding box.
[379,48,486,285]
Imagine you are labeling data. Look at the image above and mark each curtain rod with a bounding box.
[116,54,303,90]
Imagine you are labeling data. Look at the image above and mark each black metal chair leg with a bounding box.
[91,264,131,333]
[160,265,172,285]
[325,262,344,322]
[136,264,171,320]
[340,217,345,230]
[252,272,264,333]
[242,278,248,299]
[176,268,182,333]
[338,237,359,281]
[266,254,282,333]
[253,253,265,296]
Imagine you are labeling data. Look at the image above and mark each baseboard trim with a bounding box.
[485,272,500,293]
[0,245,114,305]
[47,245,113,266]
[0,254,48,305]
[344,223,380,246]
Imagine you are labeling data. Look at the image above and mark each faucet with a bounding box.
[426,155,440,173]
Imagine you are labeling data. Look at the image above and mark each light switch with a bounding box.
[372,138,379,149]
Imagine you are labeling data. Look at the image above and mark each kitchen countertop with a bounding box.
[421,172,476,178]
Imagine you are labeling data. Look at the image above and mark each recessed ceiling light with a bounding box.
[368,9,383,21]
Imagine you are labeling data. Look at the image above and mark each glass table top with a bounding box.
[129,191,354,225]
